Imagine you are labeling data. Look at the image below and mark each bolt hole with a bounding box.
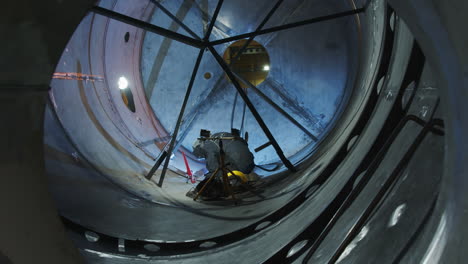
[199,241,217,248]
[84,231,100,242]
[255,221,272,231]
[353,170,367,189]
[204,72,212,79]
[144,243,160,252]
[287,240,308,258]
[305,185,319,198]
[347,135,358,152]
[401,81,416,110]
[377,76,385,95]
[389,12,396,31]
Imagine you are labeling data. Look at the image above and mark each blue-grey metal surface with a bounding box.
[5,0,465,263]
[141,0,357,165]
[4,0,468,263]
[46,0,385,262]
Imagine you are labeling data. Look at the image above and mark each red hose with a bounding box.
[182,151,196,183]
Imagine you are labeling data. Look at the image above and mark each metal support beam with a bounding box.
[207,45,296,172]
[145,151,167,179]
[157,1,223,186]
[172,80,230,152]
[255,141,272,153]
[149,0,201,40]
[209,7,366,46]
[233,72,319,141]
[203,0,224,41]
[230,0,284,60]
[90,6,204,48]
[154,0,223,187]
[157,49,205,186]
[229,0,283,132]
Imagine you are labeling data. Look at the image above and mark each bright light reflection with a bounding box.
[263,65,270,71]
[118,76,129,90]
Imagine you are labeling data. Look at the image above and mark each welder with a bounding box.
[188,130,255,200]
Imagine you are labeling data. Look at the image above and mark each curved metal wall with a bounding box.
[1,0,468,263]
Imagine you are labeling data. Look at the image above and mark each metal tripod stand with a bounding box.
[193,138,238,203]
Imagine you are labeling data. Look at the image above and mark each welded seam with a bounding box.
[264,78,324,133]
